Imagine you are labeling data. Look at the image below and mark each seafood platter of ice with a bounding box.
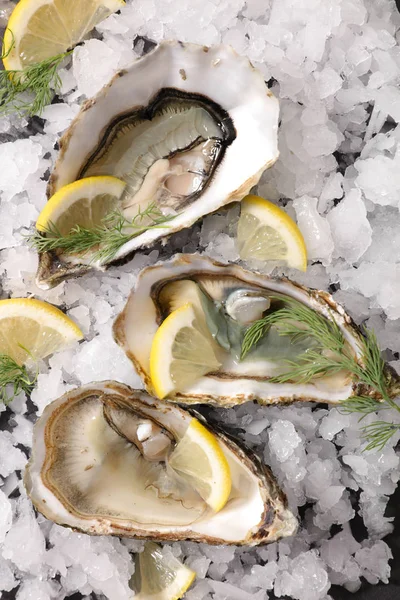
[0,0,400,599]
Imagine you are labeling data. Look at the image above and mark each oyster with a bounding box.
[36,41,279,288]
[24,381,297,545]
[114,254,397,406]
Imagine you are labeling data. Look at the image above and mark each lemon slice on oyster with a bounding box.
[132,542,196,600]
[36,176,126,237]
[168,418,232,514]
[150,303,221,400]
[0,298,83,365]
[237,195,308,271]
[3,0,124,70]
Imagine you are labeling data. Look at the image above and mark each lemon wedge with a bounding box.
[36,176,126,236]
[0,298,83,365]
[3,0,124,70]
[169,418,232,513]
[149,303,221,400]
[237,194,307,271]
[132,542,196,600]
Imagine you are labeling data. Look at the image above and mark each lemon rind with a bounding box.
[3,0,125,70]
[0,298,83,342]
[36,175,126,232]
[239,194,308,271]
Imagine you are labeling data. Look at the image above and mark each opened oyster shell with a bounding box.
[36,41,279,288]
[113,254,396,407]
[24,381,297,545]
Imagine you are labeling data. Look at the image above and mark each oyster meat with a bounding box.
[113,254,392,407]
[24,381,297,545]
[37,41,279,288]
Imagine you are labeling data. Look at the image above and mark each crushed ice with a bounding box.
[1,0,400,598]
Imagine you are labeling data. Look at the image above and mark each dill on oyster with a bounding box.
[29,202,175,264]
[114,255,400,453]
[241,296,400,451]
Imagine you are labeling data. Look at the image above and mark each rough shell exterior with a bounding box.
[113,254,399,407]
[36,41,279,288]
[24,381,297,545]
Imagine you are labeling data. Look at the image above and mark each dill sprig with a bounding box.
[29,202,176,263]
[0,354,36,404]
[241,296,400,451]
[1,28,15,60]
[1,29,71,117]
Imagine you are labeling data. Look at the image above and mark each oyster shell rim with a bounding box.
[36,40,280,289]
[113,254,396,407]
[24,380,297,546]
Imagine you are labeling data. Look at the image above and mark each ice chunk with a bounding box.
[209,579,264,600]
[317,485,345,511]
[0,556,17,592]
[42,104,79,135]
[336,261,400,319]
[96,13,130,35]
[319,410,351,440]
[327,189,372,263]
[275,550,330,600]
[333,289,371,324]
[73,40,120,97]
[293,196,334,264]
[343,454,369,477]
[61,565,88,594]
[269,420,302,462]
[0,431,27,477]
[306,459,335,500]
[185,556,210,578]
[373,85,400,122]
[354,541,392,584]
[11,414,33,447]
[314,67,342,99]
[355,152,400,208]
[0,489,12,543]
[302,125,340,157]
[205,233,239,263]
[72,334,142,388]
[320,527,361,572]
[362,206,400,263]
[249,562,278,589]
[319,173,343,213]
[68,305,91,336]
[31,368,70,416]
[16,580,56,600]
[2,497,46,575]
[0,139,43,202]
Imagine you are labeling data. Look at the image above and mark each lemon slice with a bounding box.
[0,298,83,365]
[132,542,196,600]
[36,176,126,236]
[237,195,307,271]
[3,0,124,70]
[169,418,232,513]
[149,303,221,400]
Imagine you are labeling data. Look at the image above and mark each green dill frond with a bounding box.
[269,351,348,385]
[0,354,36,404]
[240,295,400,451]
[0,50,71,117]
[361,421,400,452]
[241,295,345,360]
[1,29,15,60]
[339,395,388,420]
[28,201,176,263]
